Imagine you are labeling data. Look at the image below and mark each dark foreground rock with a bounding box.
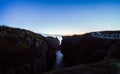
[0,26,60,74]
[44,58,119,74]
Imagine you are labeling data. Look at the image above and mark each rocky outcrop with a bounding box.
[0,26,59,74]
[45,37,60,70]
[61,31,120,65]
[46,36,60,51]
[2,26,120,74]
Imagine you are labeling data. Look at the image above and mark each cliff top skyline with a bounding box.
[0,0,120,35]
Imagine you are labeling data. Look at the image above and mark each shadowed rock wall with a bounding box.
[0,26,60,74]
[61,32,120,64]
[45,31,120,74]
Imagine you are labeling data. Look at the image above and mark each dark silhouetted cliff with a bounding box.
[61,32,120,64]
[0,26,60,74]
[45,31,120,74]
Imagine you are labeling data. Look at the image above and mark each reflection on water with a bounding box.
[53,50,76,70]
[53,50,63,69]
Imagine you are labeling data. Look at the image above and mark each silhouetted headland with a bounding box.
[0,26,120,74]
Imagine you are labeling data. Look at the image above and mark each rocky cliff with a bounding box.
[0,26,60,74]
[1,26,120,74]
[45,31,120,74]
[61,32,120,64]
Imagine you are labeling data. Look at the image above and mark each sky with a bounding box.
[0,0,120,35]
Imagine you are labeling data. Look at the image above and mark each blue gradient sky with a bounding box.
[0,0,120,35]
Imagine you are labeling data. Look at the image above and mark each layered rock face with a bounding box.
[0,26,59,74]
[61,32,120,64]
